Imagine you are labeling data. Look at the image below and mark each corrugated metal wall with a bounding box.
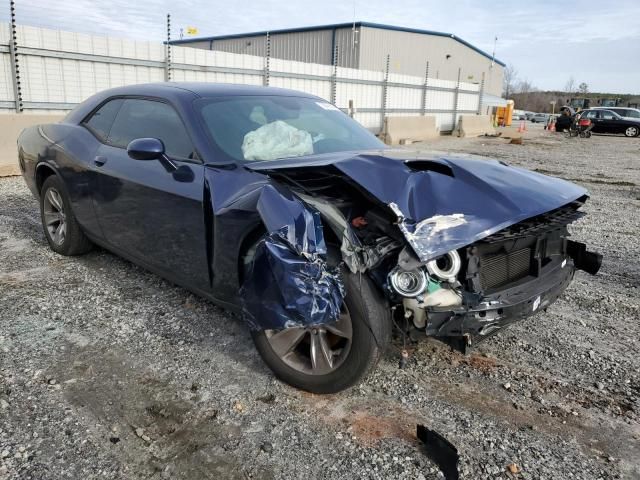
[209,27,359,68]
[358,27,503,96]
[183,26,503,95]
[0,23,484,133]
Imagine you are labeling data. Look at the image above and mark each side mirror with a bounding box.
[127,138,165,161]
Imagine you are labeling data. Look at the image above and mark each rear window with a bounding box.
[83,99,123,141]
[615,109,640,118]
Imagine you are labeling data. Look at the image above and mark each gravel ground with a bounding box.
[1,126,639,479]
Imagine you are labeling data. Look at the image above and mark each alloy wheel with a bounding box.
[43,188,66,245]
[264,307,353,376]
[625,126,639,137]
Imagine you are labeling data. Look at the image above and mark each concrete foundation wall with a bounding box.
[454,114,495,138]
[0,114,65,176]
[383,115,440,145]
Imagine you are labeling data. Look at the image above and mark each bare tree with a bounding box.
[564,76,576,93]
[578,82,589,94]
[516,79,534,94]
[503,64,518,98]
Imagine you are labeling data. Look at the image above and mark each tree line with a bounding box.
[502,65,636,113]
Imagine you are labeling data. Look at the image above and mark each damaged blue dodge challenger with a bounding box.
[18,83,602,393]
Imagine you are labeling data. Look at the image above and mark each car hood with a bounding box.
[246,149,588,261]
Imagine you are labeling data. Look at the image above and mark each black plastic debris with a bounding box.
[417,425,460,480]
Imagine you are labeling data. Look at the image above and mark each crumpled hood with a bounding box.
[246,150,588,261]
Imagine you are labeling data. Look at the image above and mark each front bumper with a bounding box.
[425,258,575,344]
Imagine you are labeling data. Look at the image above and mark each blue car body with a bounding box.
[18,83,601,348]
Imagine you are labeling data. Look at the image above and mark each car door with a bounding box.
[599,110,622,133]
[583,110,602,132]
[90,97,210,291]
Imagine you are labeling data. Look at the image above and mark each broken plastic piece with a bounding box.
[417,425,460,480]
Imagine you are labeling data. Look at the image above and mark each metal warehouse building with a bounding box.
[171,22,505,96]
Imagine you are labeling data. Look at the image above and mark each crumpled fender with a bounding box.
[240,185,344,330]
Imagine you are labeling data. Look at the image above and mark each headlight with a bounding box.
[389,267,427,297]
[426,250,461,282]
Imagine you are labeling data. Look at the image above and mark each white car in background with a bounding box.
[592,107,640,120]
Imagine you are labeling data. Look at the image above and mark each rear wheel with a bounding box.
[40,175,92,256]
[251,267,391,393]
[624,126,639,137]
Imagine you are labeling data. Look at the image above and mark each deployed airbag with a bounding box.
[242,120,313,161]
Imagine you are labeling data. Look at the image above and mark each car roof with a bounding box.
[592,106,639,110]
[101,82,318,99]
[64,82,323,124]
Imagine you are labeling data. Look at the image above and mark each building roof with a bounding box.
[169,21,506,67]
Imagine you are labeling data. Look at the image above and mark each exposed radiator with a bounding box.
[480,248,531,290]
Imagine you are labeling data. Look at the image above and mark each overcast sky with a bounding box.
[3,0,639,94]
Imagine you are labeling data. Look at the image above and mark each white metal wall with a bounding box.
[0,23,484,132]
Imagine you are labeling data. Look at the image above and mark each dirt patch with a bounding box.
[48,344,262,480]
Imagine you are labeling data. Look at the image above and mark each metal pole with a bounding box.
[380,54,390,134]
[165,14,171,82]
[330,44,338,105]
[421,61,429,115]
[263,32,271,86]
[452,68,461,131]
[9,0,23,113]
[477,71,485,115]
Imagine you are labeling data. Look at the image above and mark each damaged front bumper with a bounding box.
[424,257,576,345]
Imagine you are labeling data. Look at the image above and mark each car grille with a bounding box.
[480,248,531,290]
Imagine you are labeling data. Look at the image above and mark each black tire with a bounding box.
[624,126,639,137]
[252,268,391,394]
[40,175,93,256]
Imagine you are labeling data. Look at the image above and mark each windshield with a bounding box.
[196,95,384,162]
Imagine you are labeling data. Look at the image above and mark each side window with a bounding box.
[601,111,617,120]
[82,99,123,141]
[620,109,640,118]
[107,99,195,159]
[585,111,599,119]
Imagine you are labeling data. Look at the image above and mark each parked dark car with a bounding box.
[579,109,640,137]
[18,83,602,393]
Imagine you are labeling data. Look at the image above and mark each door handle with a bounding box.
[93,156,107,166]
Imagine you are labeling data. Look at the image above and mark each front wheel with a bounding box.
[624,126,639,137]
[251,268,391,393]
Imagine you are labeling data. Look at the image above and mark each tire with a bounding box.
[624,126,639,137]
[40,175,93,256]
[585,131,592,138]
[252,267,392,393]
